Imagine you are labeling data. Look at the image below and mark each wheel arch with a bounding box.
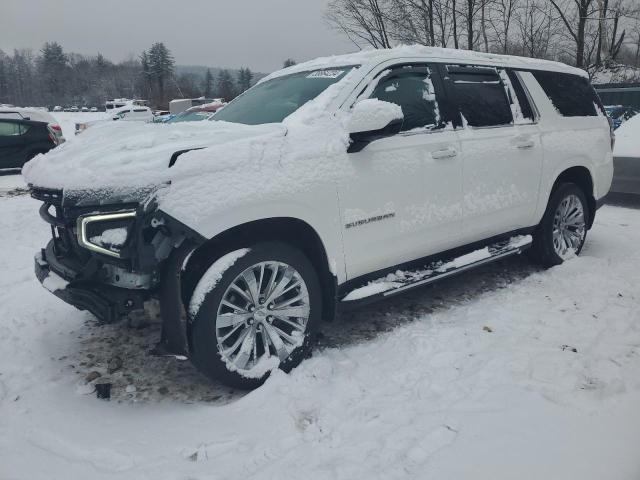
[180,217,338,324]
[550,166,596,228]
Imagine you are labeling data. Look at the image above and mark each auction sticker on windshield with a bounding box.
[307,69,345,79]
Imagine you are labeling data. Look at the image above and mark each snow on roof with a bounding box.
[0,107,57,124]
[261,45,587,83]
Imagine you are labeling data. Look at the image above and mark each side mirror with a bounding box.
[347,99,403,153]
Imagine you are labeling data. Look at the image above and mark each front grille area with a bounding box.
[31,187,92,267]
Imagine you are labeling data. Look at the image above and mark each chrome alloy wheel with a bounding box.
[215,261,311,373]
[552,194,586,259]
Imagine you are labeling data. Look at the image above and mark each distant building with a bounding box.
[105,98,148,111]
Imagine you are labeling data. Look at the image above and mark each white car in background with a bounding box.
[27,46,613,389]
[75,104,154,134]
[0,107,65,144]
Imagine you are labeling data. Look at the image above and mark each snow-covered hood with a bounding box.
[24,74,357,228]
[22,120,287,191]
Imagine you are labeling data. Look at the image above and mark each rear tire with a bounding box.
[189,242,321,389]
[528,183,589,267]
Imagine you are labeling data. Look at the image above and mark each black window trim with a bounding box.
[505,69,540,124]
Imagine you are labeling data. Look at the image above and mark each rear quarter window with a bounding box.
[532,71,601,117]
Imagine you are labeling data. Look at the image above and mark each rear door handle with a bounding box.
[431,147,457,159]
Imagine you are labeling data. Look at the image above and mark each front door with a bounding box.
[338,64,463,279]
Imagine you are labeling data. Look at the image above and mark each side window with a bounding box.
[446,65,513,127]
[0,121,23,136]
[532,71,600,117]
[369,66,443,132]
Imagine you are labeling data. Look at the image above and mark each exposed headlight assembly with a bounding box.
[76,211,137,258]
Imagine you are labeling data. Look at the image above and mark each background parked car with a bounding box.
[165,102,225,123]
[0,118,61,170]
[604,105,639,129]
[90,106,98,112]
[75,104,154,134]
[0,107,65,145]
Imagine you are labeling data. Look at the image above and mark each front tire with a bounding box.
[528,183,589,267]
[189,242,321,389]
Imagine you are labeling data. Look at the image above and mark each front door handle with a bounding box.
[431,147,457,159]
[515,137,535,149]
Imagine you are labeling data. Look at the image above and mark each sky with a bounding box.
[0,0,357,73]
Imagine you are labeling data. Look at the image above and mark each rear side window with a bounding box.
[0,121,24,136]
[369,65,443,132]
[532,71,600,117]
[446,65,513,127]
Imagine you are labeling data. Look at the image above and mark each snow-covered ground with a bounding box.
[1,186,640,478]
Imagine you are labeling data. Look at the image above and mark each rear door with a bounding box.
[0,120,28,169]
[338,63,463,278]
[441,64,543,242]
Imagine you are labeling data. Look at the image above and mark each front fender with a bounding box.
[159,190,346,284]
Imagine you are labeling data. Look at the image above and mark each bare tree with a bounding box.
[514,0,558,58]
[546,0,598,67]
[386,0,437,46]
[488,0,518,53]
[434,0,456,47]
[326,0,393,48]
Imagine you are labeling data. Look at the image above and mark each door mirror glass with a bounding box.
[347,99,403,135]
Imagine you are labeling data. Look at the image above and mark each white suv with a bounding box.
[26,46,613,388]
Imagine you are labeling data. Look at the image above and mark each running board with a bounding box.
[340,235,532,304]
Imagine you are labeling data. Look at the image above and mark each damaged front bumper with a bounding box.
[31,185,206,356]
[35,242,151,324]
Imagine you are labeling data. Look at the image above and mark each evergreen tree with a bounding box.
[139,50,151,100]
[39,42,68,104]
[203,68,214,97]
[283,58,297,68]
[237,67,253,93]
[146,42,174,106]
[217,69,236,101]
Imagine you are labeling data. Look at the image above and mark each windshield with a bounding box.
[167,111,212,123]
[211,67,355,125]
